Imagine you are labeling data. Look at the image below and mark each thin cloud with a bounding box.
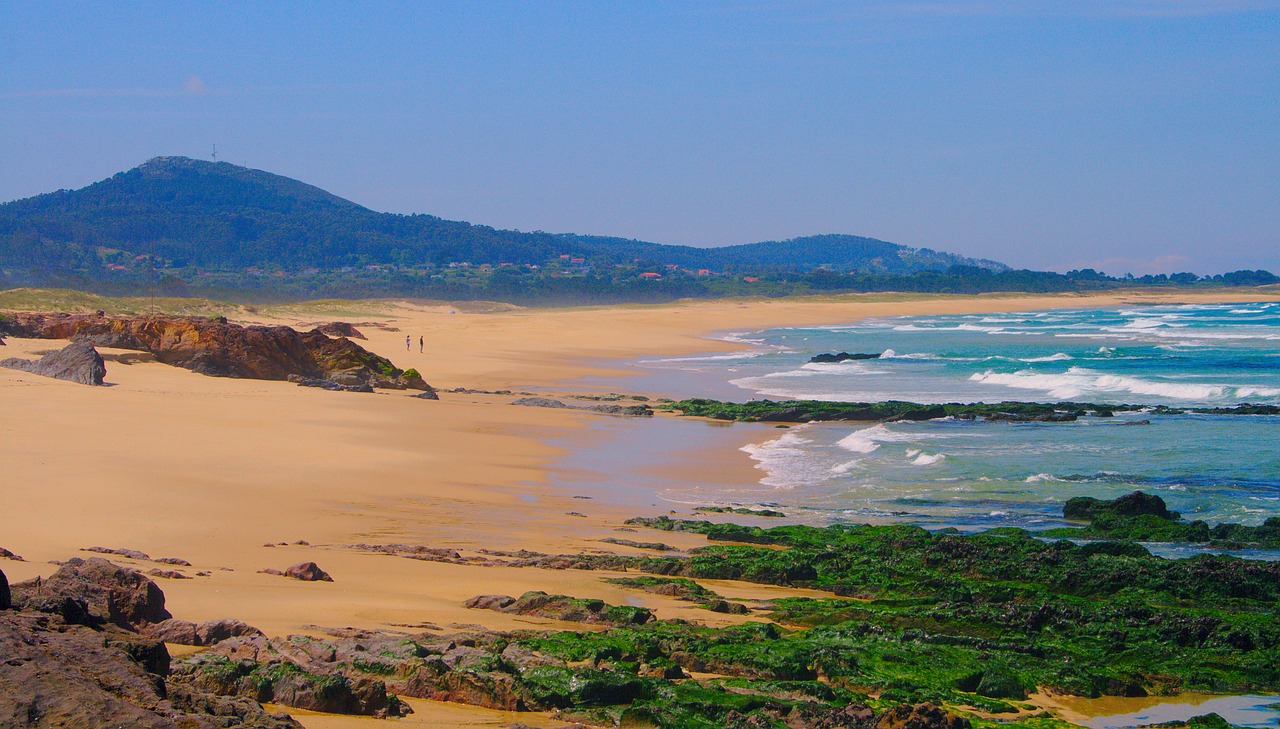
[1,76,212,100]
[183,75,209,96]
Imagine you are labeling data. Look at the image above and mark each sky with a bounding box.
[1,1,1277,275]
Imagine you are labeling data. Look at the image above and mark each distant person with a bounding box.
[405,335,410,350]
[419,335,424,353]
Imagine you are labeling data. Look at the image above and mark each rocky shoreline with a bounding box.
[5,491,1273,728]
[0,313,430,390]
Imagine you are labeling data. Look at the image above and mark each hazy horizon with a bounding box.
[2,1,1277,276]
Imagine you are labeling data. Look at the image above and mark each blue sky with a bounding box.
[1,1,1277,274]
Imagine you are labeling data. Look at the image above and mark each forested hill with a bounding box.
[0,156,1005,276]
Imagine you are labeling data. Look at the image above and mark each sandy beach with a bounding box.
[2,288,1277,727]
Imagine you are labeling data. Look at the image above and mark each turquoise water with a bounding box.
[634,303,1280,538]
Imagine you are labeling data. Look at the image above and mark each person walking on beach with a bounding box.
[419,335,424,353]
[405,335,410,350]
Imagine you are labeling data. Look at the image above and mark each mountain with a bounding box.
[0,157,1007,278]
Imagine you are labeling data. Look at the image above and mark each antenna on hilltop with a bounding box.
[211,144,218,161]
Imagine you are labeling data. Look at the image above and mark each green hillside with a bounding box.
[0,156,1004,276]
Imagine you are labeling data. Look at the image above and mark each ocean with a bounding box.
[630,302,1280,543]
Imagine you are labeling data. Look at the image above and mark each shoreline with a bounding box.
[3,287,1279,727]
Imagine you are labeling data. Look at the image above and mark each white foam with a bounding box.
[720,332,767,345]
[1025,473,1065,483]
[836,427,885,454]
[800,362,891,374]
[912,453,946,466]
[1020,353,1072,362]
[1229,308,1266,314]
[831,460,862,474]
[1237,385,1280,398]
[968,366,1243,401]
[643,350,767,365]
[890,323,1005,333]
[739,428,827,490]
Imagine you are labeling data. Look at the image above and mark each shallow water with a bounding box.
[619,303,1280,536]
[1072,694,1280,728]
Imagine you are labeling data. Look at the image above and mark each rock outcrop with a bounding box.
[464,591,653,626]
[145,617,264,646]
[0,568,8,611]
[0,313,429,390]
[1064,490,1177,521]
[0,341,106,385]
[511,397,652,417]
[0,558,300,728]
[284,562,334,582]
[83,545,152,560]
[0,606,300,728]
[9,557,171,630]
[771,702,970,729]
[809,351,882,363]
[287,374,375,393]
[313,322,367,339]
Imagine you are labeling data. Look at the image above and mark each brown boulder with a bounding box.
[0,610,300,728]
[146,618,200,645]
[285,562,333,582]
[9,557,171,629]
[147,617,264,647]
[197,618,264,646]
[83,546,152,560]
[0,568,8,611]
[464,594,516,611]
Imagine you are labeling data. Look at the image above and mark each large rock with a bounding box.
[0,611,300,728]
[0,568,8,610]
[9,557,171,629]
[0,341,106,385]
[464,591,653,626]
[146,617,199,645]
[174,652,408,717]
[0,313,428,389]
[285,562,333,582]
[198,618,265,645]
[809,351,882,363]
[313,322,367,339]
[1064,491,1177,521]
[146,617,264,647]
[875,703,971,729]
